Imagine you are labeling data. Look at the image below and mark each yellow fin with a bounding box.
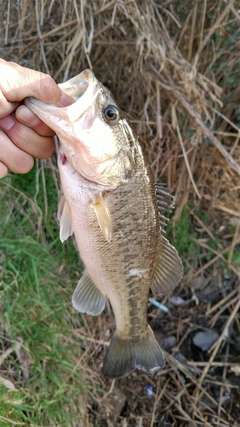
[92,195,112,243]
[57,195,73,243]
[151,236,183,295]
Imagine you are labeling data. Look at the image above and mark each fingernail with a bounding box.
[0,114,15,131]
[60,92,75,106]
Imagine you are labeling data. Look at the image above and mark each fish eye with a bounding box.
[104,105,119,123]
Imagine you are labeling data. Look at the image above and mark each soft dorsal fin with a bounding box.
[57,195,73,243]
[91,194,112,243]
[151,236,183,296]
[72,270,107,315]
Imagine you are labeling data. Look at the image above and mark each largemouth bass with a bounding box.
[25,70,183,379]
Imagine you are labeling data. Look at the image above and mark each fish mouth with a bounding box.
[58,69,95,101]
[24,69,100,133]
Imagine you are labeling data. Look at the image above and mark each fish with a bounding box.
[25,69,183,379]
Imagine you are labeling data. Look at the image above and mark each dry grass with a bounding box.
[1,0,240,195]
[0,0,240,426]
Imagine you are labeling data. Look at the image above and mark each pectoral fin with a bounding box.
[57,196,73,242]
[72,270,107,315]
[151,237,183,295]
[92,195,112,243]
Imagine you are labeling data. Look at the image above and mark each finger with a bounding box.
[0,115,55,159]
[0,59,73,107]
[0,88,19,118]
[0,161,8,178]
[0,130,34,174]
[16,105,55,137]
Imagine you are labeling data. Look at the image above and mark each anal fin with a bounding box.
[151,236,183,296]
[72,270,106,316]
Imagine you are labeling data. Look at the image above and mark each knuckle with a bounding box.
[39,74,59,103]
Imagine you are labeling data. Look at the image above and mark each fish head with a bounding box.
[25,69,135,187]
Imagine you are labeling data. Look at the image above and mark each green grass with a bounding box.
[0,162,86,426]
[166,206,198,271]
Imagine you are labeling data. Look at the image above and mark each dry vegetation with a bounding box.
[0,0,240,426]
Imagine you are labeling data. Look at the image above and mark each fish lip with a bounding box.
[24,69,100,129]
[65,69,100,123]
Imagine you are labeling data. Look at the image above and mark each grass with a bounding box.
[168,206,197,268]
[168,205,226,273]
[0,162,86,426]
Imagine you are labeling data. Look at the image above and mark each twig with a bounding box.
[206,289,238,315]
[193,0,236,65]
[191,238,240,278]
[150,378,169,427]
[0,347,15,365]
[150,64,240,176]
[172,106,201,198]
[213,203,240,218]
[194,298,240,403]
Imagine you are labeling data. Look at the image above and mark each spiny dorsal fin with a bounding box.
[155,183,174,215]
[57,195,73,243]
[151,236,183,296]
[155,183,175,230]
[72,270,107,316]
[92,194,112,243]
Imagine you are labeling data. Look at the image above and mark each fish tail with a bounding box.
[102,326,165,379]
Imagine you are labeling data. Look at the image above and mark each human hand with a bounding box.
[0,59,73,178]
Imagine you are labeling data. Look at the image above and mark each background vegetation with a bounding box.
[0,0,239,426]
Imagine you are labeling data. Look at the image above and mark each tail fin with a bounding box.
[102,326,165,379]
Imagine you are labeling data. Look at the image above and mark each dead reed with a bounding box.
[0,1,239,425]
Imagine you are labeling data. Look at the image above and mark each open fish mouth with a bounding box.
[58,69,95,101]
[24,69,100,132]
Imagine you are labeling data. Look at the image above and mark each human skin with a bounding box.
[0,59,73,178]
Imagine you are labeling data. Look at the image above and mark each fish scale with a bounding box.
[25,69,183,379]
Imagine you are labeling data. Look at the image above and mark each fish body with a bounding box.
[25,70,183,378]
